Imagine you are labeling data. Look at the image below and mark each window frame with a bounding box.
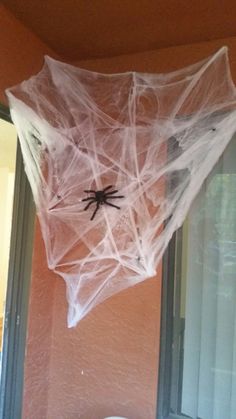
[157,227,188,419]
[157,230,179,419]
[156,132,186,419]
[0,103,35,419]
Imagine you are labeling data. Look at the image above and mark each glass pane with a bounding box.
[170,134,236,419]
[0,118,17,374]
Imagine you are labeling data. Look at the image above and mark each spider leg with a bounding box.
[106,195,124,199]
[83,199,96,211]
[103,185,113,192]
[105,190,119,195]
[84,190,96,194]
[82,197,95,202]
[105,201,121,210]
[90,202,100,220]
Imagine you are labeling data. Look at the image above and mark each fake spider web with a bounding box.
[6,46,236,327]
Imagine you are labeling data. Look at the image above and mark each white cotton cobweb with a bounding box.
[6,46,236,327]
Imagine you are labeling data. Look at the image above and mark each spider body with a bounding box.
[82,185,124,220]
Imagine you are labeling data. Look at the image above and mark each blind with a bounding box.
[182,135,236,419]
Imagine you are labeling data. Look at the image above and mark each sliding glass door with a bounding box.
[158,133,236,419]
[0,104,34,419]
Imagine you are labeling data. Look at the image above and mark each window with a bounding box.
[157,133,236,419]
[0,104,35,419]
[0,112,17,369]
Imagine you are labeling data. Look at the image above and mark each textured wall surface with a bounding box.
[0,5,57,105]
[22,222,56,419]
[47,268,161,419]
[2,5,236,418]
[0,5,56,417]
[76,36,236,76]
[24,225,161,419]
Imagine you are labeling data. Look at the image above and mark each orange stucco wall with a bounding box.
[0,5,59,105]
[1,4,236,419]
[0,5,58,419]
[0,6,161,418]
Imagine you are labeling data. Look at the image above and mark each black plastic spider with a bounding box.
[82,185,124,220]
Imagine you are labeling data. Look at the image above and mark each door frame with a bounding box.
[0,103,35,419]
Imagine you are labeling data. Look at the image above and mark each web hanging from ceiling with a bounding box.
[6,46,236,327]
